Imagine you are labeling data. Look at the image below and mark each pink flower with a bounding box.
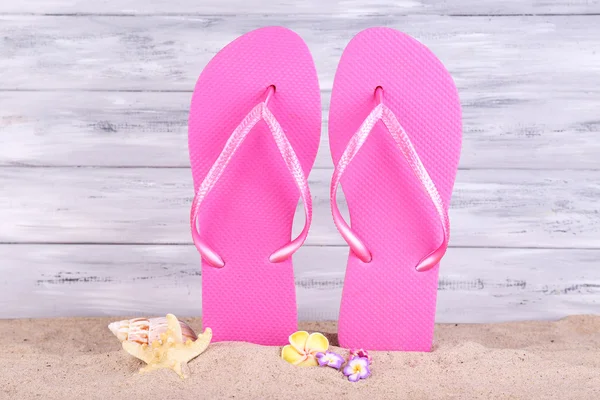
[343,357,371,382]
[315,352,344,370]
[348,348,372,364]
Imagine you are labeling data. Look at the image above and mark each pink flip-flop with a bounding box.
[329,28,462,351]
[188,27,321,345]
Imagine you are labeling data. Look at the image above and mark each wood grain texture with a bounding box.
[1,244,598,321]
[2,15,600,94]
[2,89,599,169]
[2,0,599,15]
[2,15,599,169]
[1,2,599,322]
[1,167,598,248]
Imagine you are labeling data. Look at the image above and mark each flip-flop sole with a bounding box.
[189,27,321,345]
[329,28,462,351]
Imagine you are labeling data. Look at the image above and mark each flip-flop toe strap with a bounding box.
[191,86,312,268]
[330,87,449,271]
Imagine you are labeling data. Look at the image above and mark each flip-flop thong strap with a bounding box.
[330,87,449,272]
[190,86,313,268]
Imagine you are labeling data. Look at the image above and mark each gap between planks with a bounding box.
[1,245,598,321]
[0,166,598,172]
[3,13,600,17]
[1,168,599,249]
[3,243,600,250]
[1,0,599,16]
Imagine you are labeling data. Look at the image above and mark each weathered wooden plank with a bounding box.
[1,0,599,15]
[1,167,598,248]
[2,15,599,169]
[0,91,193,168]
[1,244,598,321]
[2,90,599,169]
[2,15,600,94]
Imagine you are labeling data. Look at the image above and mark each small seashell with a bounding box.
[108,317,197,344]
[117,314,212,379]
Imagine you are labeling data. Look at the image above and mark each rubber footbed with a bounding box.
[188,27,321,345]
[329,28,462,351]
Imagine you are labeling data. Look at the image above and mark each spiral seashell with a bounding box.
[108,317,197,344]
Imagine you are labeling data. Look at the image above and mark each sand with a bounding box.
[1,316,599,399]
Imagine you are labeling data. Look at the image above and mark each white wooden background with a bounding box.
[1,0,599,322]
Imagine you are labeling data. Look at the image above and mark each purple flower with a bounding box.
[343,357,371,382]
[315,352,344,370]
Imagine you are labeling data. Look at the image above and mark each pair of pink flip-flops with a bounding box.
[188,27,461,351]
